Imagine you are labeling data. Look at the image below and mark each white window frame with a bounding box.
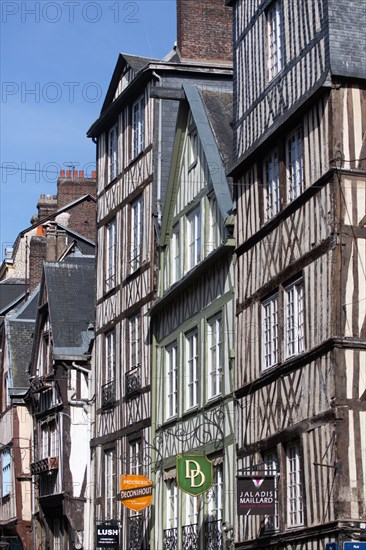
[263,150,280,221]
[267,0,283,81]
[105,449,116,520]
[172,223,181,284]
[285,278,304,358]
[188,129,198,170]
[187,207,201,270]
[106,219,117,291]
[185,329,199,410]
[263,450,280,531]
[131,196,143,271]
[207,464,223,521]
[208,197,221,254]
[262,293,279,369]
[129,440,141,475]
[105,330,115,383]
[166,479,178,529]
[1,450,11,497]
[207,315,223,399]
[128,313,141,369]
[287,127,304,202]
[286,443,304,527]
[165,343,178,420]
[132,96,145,158]
[108,123,119,182]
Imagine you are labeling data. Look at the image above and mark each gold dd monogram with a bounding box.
[185,460,205,488]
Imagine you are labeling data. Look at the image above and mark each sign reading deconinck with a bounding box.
[96,524,119,548]
[176,455,213,496]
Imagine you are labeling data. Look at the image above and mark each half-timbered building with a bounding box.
[86,1,233,547]
[28,256,95,549]
[150,83,235,550]
[227,0,366,548]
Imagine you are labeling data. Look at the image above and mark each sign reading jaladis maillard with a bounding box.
[176,455,213,496]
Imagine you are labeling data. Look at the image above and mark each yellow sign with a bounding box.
[119,474,153,512]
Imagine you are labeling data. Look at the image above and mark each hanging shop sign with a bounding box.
[344,544,366,550]
[96,524,119,548]
[120,474,153,512]
[237,476,275,515]
[176,455,213,496]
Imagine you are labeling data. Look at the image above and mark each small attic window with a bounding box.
[188,129,198,171]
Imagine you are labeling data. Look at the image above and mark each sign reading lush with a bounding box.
[120,474,153,512]
[176,455,213,496]
[96,524,119,548]
[237,477,275,515]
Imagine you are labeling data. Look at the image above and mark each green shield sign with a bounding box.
[176,455,213,496]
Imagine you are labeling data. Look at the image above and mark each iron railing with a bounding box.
[205,520,222,550]
[101,380,116,408]
[127,515,143,549]
[125,365,141,397]
[163,527,178,550]
[182,524,198,550]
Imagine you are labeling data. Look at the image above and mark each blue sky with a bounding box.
[0,0,176,258]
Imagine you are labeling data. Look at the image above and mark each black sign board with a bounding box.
[96,524,119,548]
[237,476,275,515]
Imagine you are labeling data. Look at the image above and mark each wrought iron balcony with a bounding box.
[182,524,198,550]
[30,456,58,475]
[127,515,143,549]
[205,520,222,550]
[163,527,178,550]
[101,380,116,408]
[125,365,141,397]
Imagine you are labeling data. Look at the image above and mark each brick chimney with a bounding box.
[36,194,58,221]
[177,0,232,64]
[57,169,97,208]
[29,234,46,292]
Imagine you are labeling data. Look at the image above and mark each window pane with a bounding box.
[186,330,198,409]
[262,294,279,369]
[264,150,280,221]
[287,127,304,201]
[207,316,222,399]
[285,279,304,358]
[286,443,304,526]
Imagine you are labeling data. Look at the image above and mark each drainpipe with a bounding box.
[152,71,163,226]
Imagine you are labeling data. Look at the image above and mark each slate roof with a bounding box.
[199,89,233,171]
[122,53,160,73]
[44,256,95,357]
[0,279,26,315]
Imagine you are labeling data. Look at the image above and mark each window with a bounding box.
[52,518,62,550]
[166,479,178,529]
[132,96,145,157]
[105,449,116,520]
[267,0,283,81]
[40,419,59,459]
[262,293,279,369]
[286,443,304,526]
[1,450,11,497]
[129,440,141,475]
[108,124,119,182]
[106,219,117,291]
[187,207,201,270]
[128,314,141,369]
[208,197,221,254]
[105,330,116,383]
[207,315,223,399]
[186,329,199,409]
[285,278,304,358]
[172,224,181,283]
[263,150,280,221]
[131,196,143,271]
[188,130,198,169]
[287,127,304,201]
[263,450,279,531]
[207,464,223,521]
[166,343,178,419]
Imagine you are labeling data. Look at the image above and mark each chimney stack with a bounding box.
[177,0,232,64]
